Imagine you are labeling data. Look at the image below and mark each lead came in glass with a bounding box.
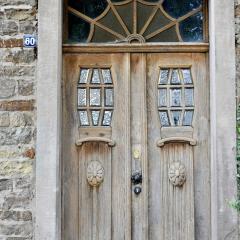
[67,0,204,43]
[79,69,89,83]
[78,88,87,106]
[185,88,194,106]
[182,69,193,84]
[91,111,100,126]
[183,110,194,126]
[79,111,89,126]
[103,110,113,126]
[159,111,170,127]
[91,69,101,84]
[105,88,114,106]
[170,88,182,106]
[171,110,182,126]
[77,67,114,127]
[102,69,112,84]
[158,67,195,127]
[158,88,167,107]
[171,69,181,84]
[159,69,169,84]
[90,88,101,106]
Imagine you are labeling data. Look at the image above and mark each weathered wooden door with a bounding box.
[62,52,210,240]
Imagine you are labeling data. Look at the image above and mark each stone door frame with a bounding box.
[36,0,238,239]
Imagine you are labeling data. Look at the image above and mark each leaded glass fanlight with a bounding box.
[65,0,206,43]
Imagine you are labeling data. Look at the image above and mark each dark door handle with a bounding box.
[131,172,143,185]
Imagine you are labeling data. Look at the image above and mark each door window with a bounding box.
[158,68,195,127]
[78,68,114,127]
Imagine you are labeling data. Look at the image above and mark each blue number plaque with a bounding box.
[23,35,37,48]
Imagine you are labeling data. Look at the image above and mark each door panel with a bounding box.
[62,54,131,240]
[147,53,210,240]
[62,52,210,240]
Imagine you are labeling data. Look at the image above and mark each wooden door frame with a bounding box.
[36,0,238,239]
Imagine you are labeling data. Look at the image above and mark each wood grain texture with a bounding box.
[63,43,209,53]
[147,53,210,240]
[63,52,209,240]
[62,54,131,240]
[130,53,148,240]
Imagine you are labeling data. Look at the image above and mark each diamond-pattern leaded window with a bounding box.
[78,68,114,127]
[65,0,206,43]
[158,68,194,127]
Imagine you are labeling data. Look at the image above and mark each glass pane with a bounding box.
[159,69,170,84]
[137,2,155,33]
[102,110,113,126]
[147,26,179,42]
[68,0,108,19]
[144,9,171,36]
[158,88,168,107]
[115,2,133,33]
[98,9,126,36]
[91,111,100,126]
[91,25,119,42]
[179,12,203,42]
[90,88,101,106]
[162,0,202,19]
[183,110,194,126]
[78,88,87,106]
[171,110,182,126]
[102,69,112,84]
[159,111,170,127]
[171,69,181,84]
[79,69,89,84]
[170,88,182,106]
[184,88,194,106]
[182,69,192,84]
[68,13,90,43]
[91,69,101,84]
[79,111,89,126]
[105,88,114,106]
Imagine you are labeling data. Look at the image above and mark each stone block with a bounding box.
[0,20,18,36]
[18,80,34,96]
[0,113,10,127]
[0,100,35,111]
[5,8,37,21]
[0,211,32,221]
[0,222,32,236]
[10,113,26,127]
[0,0,36,6]
[0,161,33,178]
[0,39,23,48]
[0,79,16,99]
[0,66,36,78]
[2,189,33,210]
[0,179,13,191]
[2,49,35,64]
[0,127,33,145]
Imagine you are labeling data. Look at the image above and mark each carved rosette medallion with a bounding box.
[87,161,104,187]
[168,161,186,187]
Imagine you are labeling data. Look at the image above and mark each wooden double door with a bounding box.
[62,52,210,240]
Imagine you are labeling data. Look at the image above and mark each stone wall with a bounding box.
[0,0,37,239]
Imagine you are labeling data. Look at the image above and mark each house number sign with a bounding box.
[23,35,37,48]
